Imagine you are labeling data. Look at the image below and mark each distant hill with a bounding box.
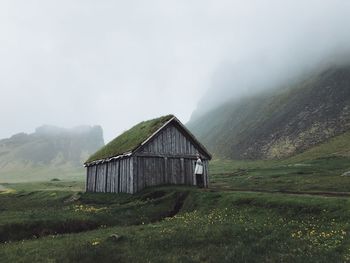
[0,125,104,182]
[188,65,350,160]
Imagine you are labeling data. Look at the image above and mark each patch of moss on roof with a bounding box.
[86,115,174,163]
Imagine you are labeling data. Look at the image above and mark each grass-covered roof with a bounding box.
[86,115,174,163]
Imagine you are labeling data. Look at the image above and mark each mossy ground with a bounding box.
[1,155,350,262]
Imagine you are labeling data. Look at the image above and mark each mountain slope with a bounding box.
[0,125,104,182]
[188,65,350,160]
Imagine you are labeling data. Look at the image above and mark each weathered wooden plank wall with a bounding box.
[86,157,136,194]
[87,157,208,193]
[140,123,202,156]
[87,165,97,192]
[95,163,106,192]
[132,156,201,192]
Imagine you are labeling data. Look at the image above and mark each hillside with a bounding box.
[188,65,350,160]
[0,125,104,182]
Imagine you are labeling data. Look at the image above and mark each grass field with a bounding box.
[210,157,350,193]
[1,153,350,262]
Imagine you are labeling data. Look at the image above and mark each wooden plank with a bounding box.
[111,161,116,193]
[89,167,93,192]
[158,157,161,184]
[178,130,183,154]
[161,132,165,153]
[106,162,111,192]
[130,157,134,194]
[159,132,164,153]
[154,138,157,152]
[111,161,116,192]
[92,165,97,192]
[167,126,171,153]
[103,163,107,192]
[172,126,176,152]
[127,158,131,192]
[175,128,179,153]
[180,158,185,184]
[149,158,153,186]
[139,157,142,190]
[99,164,103,192]
[164,157,168,184]
[137,157,141,192]
[124,158,127,193]
[116,160,120,193]
[105,162,109,193]
[171,158,176,184]
[143,158,147,187]
[141,157,145,190]
[122,159,126,193]
[155,157,159,185]
[120,160,124,193]
[157,157,160,185]
[132,157,137,194]
[95,165,101,192]
[95,165,100,192]
[126,158,129,193]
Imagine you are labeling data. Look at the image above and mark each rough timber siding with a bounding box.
[133,156,208,193]
[86,157,135,194]
[139,123,204,156]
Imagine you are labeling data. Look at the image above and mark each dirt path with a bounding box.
[208,187,350,198]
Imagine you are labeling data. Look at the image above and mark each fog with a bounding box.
[1,1,350,142]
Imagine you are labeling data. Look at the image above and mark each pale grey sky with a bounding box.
[1,0,350,142]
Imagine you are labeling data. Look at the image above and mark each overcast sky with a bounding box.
[1,1,350,142]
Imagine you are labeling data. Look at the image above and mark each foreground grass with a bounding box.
[1,148,350,262]
[0,183,350,262]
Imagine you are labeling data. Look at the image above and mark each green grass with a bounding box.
[0,184,349,262]
[86,115,173,163]
[210,157,350,193]
[2,134,350,262]
[0,166,85,183]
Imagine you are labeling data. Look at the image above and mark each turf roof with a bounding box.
[86,115,174,163]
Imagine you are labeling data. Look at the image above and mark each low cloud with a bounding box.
[0,1,349,141]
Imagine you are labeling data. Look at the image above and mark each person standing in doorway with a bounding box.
[194,154,204,188]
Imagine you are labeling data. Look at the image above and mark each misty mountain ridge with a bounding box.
[188,63,350,160]
[0,125,104,182]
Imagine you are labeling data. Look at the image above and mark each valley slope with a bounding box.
[0,125,104,182]
[188,65,350,160]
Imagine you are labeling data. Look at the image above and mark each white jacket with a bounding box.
[194,158,203,175]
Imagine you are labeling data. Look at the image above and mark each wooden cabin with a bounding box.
[84,115,212,194]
